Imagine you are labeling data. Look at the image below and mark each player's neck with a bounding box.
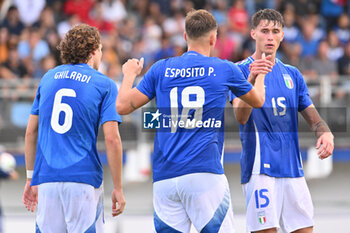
[87,59,93,68]
[187,45,211,57]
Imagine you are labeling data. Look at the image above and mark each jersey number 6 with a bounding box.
[51,88,76,134]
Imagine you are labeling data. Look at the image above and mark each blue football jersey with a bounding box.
[31,63,121,188]
[230,57,313,184]
[137,51,253,182]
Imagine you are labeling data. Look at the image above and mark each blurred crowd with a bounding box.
[0,0,350,99]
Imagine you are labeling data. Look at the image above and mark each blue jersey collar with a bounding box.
[183,51,207,57]
[248,56,279,64]
[72,63,94,69]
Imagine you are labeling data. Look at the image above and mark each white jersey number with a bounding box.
[51,88,76,134]
[271,97,286,116]
[170,86,205,132]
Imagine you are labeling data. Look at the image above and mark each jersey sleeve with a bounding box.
[31,84,41,115]
[294,68,313,112]
[136,61,162,100]
[227,62,252,101]
[100,79,122,124]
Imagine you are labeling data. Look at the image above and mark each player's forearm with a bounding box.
[301,105,333,138]
[24,116,39,172]
[24,134,37,171]
[233,99,253,125]
[105,135,123,190]
[312,120,333,138]
[117,73,141,115]
[252,73,266,106]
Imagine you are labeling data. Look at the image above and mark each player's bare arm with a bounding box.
[22,114,39,212]
[116,58,149,115]
[103,121,126,216]
[233,55,273,124]
[301,105,334,159]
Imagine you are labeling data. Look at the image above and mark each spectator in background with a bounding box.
[321,0,345,30]
[142,17,162,54]
[33,55,57,79]
[282,42,303,69]
[162,10,185,38]
[245,0,276,17]
[0,27,8,64]
[153,35,175,61]
[210,0,228,26]
[310,40,338,82]
[214,25,236,61]
[13,0,45,26]
[334,13,350,45]
[33,6,57,39]
[281,0,318,25]
[338,41,350,75]
[57,14,81,38]
[63,0,95,23]
[282,5,300,43]
[87,2,115,35]
[46,29,61,65]
[100,0,127,24]
[0,47,29,79]
[297,19,321,57]
[17,28,50,76]
[327,30,344,61]
[149,1,165,25]
[0,6,24,37]
[240,36,255,61]
[228,0,249,46]
[49,0,66,23]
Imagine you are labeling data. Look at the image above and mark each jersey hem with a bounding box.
[153,169,224,183]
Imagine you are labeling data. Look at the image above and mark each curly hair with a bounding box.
[57,24,101,64]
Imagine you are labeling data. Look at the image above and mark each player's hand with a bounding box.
[316,132,334,159]
[22,180,38,212]
[9,170,19,180]
[111,188,126,217]
[122,57,144,78]
[249,54,273,82]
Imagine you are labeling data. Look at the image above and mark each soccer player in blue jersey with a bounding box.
[230,9,334,233]
[116,9,267,233]
[22,24,125,233]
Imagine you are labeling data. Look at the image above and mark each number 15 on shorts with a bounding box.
[255,189,270,209]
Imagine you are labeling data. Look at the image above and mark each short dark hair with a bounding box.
[251,9,285,29]
[185,9,217,39]
[57,24,101,64]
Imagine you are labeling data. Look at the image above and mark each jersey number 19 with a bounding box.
[169,86,205,133]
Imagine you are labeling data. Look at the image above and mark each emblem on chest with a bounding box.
[283,74,294,89]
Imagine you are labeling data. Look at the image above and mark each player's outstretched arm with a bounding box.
[116,58,149,115]
[301,105,334,159]
[103,121,126,216]
[22,114,39,212]
[234,54,273,124]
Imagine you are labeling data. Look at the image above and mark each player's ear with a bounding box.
[209,31,216,46]
[184,32,187,42]
[280,31,284,42]
[251,29,256,40]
